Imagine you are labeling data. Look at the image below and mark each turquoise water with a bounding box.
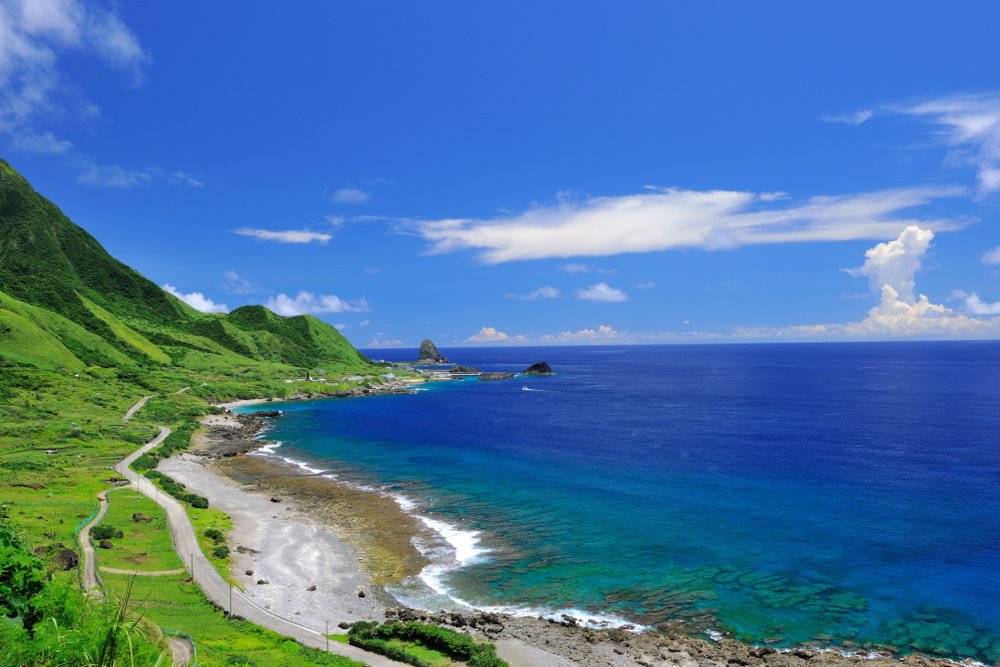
[241,343,1000,662]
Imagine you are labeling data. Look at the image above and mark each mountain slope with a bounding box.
[0,160,370,371]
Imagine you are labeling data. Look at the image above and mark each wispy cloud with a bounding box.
[413,186,965,263]
[329,187,371,203]
[73,163,205,189]
[983,246,1000,265]
[233,228,332,244]
[162,283,228,313]
[822,109,873,126]
[559,263,589,273]
[264,292,369,316]
[223,270,261,295]
[509,286,560,300]
[365,335,404,348]
[634,281,656,289]
[864,93,1000,196]
[577,282,628,303]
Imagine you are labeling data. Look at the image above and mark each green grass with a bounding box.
[95,489,183,572]
[79,294,172,364]
[189,506,236,583]
[103,573,364,667]
[385,639,452,667]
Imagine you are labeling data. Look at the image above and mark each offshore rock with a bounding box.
[479,372,514,381]
[449,365,481,374]
[523,361,554,375]
[418,338,449,363]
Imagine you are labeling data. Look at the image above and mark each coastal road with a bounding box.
[115,428,407,667]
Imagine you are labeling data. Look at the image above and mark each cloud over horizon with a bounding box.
[576,282,628,303]
[413,186,966,263]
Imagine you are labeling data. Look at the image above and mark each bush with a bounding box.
[348,621,507,667]
[211,545,230,559]
[90,524,117,541]
[204,527,224,542]
[132,454,157,470]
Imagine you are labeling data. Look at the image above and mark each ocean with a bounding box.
[239,342,1000,663]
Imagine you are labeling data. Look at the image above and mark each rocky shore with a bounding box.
[182,397,974,667]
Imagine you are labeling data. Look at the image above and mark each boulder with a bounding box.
[522,361,554,375]
[418,339,449,363]
[53,548,79,571]
[98,540,113,549]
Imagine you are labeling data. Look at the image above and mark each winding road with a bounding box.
[93,399,404,666]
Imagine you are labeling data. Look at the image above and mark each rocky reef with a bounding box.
[418,338,449,363]
[479,372,515,381]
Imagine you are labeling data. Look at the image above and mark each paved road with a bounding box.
[115,428,404,667]
[123,395,154,422]
[168,637,194,667]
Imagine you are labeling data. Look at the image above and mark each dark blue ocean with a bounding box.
[242,343,1000,662]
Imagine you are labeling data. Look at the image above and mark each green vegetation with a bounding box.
[96,490,181,572]
[1,508,167,665]
[348,621,509,667]
[0,161,433,665]
[103,573,363,667]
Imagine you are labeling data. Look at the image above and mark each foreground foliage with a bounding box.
[349,621,509,667]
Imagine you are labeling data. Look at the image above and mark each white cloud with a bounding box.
[169,171,204,187]
[334,323,347,330]
[635,281,656,289]
[330,187,371,203]
[161,283,228,313]
[822,109,873,126]
[844,225,933,302]
[577,282,628,303]
[0,0,148,160]
[892,94,1000,196]
[359,319,370,327]
[510,286,560,300]
[983,246,1000,265]
[365,336,404,348]
[952,290,1000,315]
[233,228,332,244]
[467,326,513,343]
[559,262,589,273]
[414,186,964,263]
[264,292,369,316]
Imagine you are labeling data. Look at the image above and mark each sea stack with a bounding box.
[522,361,554,375]
[418,338,449,364]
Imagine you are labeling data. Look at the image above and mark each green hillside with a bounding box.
[0,159,370,372]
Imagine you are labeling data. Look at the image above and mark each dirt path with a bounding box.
[116,428,406,667]
[168,636,194,666]
[78,489,111,596]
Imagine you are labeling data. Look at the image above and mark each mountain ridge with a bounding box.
[0,159,369,373]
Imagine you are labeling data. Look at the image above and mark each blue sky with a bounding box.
[3,1,1000,347]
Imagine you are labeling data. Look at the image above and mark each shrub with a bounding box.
[348,621,507,667]
[90,524,117,541]
[204,527,224,542]
[211,545,230,559]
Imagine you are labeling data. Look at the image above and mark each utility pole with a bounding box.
[229,584,233,620]
[326,621,329,651]
[190,553,194,579]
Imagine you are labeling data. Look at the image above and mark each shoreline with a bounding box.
[171,401,974,667]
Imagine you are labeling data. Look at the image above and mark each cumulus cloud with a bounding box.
[509,286,560,300]
[952,290,1000,315]
[577,282,628,303]
[746,226,1000,339]
[983,246,1000,265]
[844,225,933,302]
[330,187,371,203]
[264,292,369,316]
[466,326,519,343]
[233,228,332,244]
[161,283,228,313]
[414,186,964,263]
